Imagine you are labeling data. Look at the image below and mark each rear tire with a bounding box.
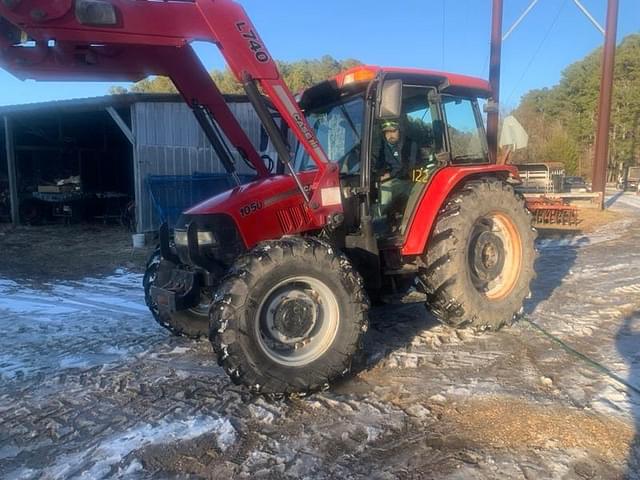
[143,248,210,339]
[210,237,369,395]
[419,178,536,330]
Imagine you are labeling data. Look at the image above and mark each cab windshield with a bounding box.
[293,95,365,174]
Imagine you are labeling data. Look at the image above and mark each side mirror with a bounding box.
[377,79,403,119]
[259,125,269,152]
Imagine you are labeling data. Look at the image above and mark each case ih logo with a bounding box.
[293,112,320,150]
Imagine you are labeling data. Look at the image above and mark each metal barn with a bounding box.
[0,93,271,233]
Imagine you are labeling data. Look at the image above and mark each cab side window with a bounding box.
[442,97,487,163]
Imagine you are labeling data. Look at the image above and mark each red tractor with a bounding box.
[1,0,535,394]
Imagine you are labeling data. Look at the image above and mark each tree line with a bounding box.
[511,33,640,180]
[111,37,640,181]
[109,55,361,96]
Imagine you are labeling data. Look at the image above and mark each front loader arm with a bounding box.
[0,0,340,223]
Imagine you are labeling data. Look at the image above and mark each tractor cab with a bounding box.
[296,66,492,246]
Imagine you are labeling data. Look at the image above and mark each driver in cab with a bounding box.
[375,119,440,232]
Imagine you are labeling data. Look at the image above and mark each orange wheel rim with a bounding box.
[468,212,523,301]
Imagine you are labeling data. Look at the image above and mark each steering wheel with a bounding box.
[338,144,361,175]
[379,173,395,184]
[261,154,275,173]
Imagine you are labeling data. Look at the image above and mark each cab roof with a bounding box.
[333,65,492,98]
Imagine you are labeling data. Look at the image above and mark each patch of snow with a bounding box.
[537,218,633,251]
[608,193,640,210]
[42,415,236,480]
[0,295,80,315]
[58,356,93,370]
[116,459,144,478]
[0,270,146,317]
[0,443,21,460]
[405,404,431,419]
[8,468,38,480]
[365,425,383,443]
[166,346,192,356]
[429,394,447,404]
[0,278,19,288]
[248,404,275,424]
[102,346,135,356]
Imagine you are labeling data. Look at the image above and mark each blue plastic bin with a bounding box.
[146,172,254,228]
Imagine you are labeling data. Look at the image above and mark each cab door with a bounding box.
[371,85,446,241]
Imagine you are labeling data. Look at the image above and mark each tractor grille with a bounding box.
[276,204,310,234]
[173,213,245,268]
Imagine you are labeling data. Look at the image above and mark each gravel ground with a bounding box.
[0,193,639,479]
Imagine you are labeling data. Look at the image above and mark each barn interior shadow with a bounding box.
[616,311,640,477]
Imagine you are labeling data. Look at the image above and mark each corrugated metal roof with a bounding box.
[0,93,250,116]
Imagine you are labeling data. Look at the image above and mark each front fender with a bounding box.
[401,164,519,256]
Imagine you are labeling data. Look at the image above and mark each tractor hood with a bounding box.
[184,173,316,249]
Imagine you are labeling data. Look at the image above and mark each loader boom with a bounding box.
[0,0,340,224]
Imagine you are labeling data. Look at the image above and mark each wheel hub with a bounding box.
[271,295,317,343]
[472,230,505,282]
[256,276,340,367]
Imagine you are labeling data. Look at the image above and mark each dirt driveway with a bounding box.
[1,196,639,479]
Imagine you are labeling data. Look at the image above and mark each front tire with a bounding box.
[419,178,536,330]
[210,237,369,395]
[143,248,210,339]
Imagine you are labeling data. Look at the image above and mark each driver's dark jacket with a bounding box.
[375,138,420,178]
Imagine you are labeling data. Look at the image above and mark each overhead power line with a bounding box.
[504,0,569,107]
[503,0,541,41]
[572,0,605,35]
[483,0,540,76]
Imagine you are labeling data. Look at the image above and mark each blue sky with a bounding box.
[0,0,638,108]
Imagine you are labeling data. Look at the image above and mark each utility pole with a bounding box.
[592,0,619,209]
[487,0,503,164]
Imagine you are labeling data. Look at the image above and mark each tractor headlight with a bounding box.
[174,229,218,247]
[75,0,118,26]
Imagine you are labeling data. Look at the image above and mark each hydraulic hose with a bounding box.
[522,317,640,396]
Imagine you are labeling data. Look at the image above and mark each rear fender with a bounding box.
[401,165,519,256]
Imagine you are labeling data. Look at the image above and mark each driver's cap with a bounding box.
[381,120,399,132]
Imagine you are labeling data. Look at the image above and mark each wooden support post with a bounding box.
[487,0,504,164]
[591,0,619,209]
[106,107,135,145]
[4,116,19,225]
